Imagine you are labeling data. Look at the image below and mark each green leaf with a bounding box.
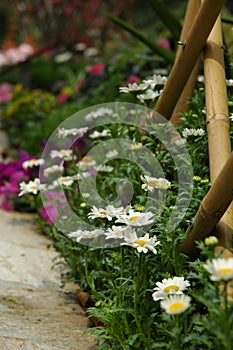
[148,0,182,40]
[107,14,175,64]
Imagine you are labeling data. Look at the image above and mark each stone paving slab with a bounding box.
[0,210,97,350]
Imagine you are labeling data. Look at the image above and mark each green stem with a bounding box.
[133,253,150,349]
[84,249,99,300]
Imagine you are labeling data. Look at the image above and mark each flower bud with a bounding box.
[204,236,219,246]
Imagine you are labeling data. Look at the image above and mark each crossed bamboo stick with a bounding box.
[154,0,233,259]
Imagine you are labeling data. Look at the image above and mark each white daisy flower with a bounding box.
[57,176,74,187]
[226,79,233,86]
[95,165,114,172]
[203,258,233,281]
[152,277,190,301]
[18,178,46,196]
[174,138,187,146]
[106,150,119,158]
[85,108,113,121]
[182,128,205,138]
[89,129,111,139]
[57,127,88,138]
[50,149,73,160]
[131,140,143,150]
[22,158,45,169]
[44,164,64,177]
[141,175,171,191]
[116,209,154,227]
[121,231,160,254]
[88,205,125,221]
[119,82,148,93]
[160,294,191,315]
[229,113,233,121]
[68,229,105,242]
[78,156,96,170]
[142,74,167,89]
[54,51,72,63]
[105,225,134,240]
[137,89,160,103]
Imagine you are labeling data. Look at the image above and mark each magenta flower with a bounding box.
[157,39,171,50]
[126,75,140,84]
[40,204,58,224]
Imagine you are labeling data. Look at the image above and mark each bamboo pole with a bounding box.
[180,151,233,259]
[170,0,201,126]
[203,15,233,250]
[155,0,226,119]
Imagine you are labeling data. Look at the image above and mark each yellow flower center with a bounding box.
[219,268,233,275]
[134,239,146,247]
[100,210,107,215]
[164,285,180,294]
[82,156,93,163]
[168,302,185,312]
[60,150,68,155]
[30,185,37,190]
[148,180,157,187]
[130,216,140,221]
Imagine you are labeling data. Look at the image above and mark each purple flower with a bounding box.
[40,204,58,224]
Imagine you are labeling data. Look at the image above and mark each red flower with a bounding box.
[86,63,105,76]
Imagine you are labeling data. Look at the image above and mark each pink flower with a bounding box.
[0,53,8,67]
[157,39,171,50]
[86,63,105,75]
[40,204,58,224]
[57,92,70,104]
[0,83,13,103]
[126,75,140,84]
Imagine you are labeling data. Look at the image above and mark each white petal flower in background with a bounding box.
[152,277,190,301]
[57,127,88,138]
[136,89,160,103]
[85,107,113,121]
[88,205,125,221]
[142,74,167,89]
[57,176,74,187]
[174,138,187,146]
[50,149,73,160]
[121,231,160,254]
[94,165,114,173]
[141,175,171,191]
[203,258,233,281]
[182,128,205,138]
[18,178,46,196]
[106,149,119,158]
[119,82,147,93]
[160,294,191,315]
[44,164,64,177]
[22,158,45,169]
[116,209,155,226]
[89,129,111,139]
[130,140,143,150]
[78,156,96,170]
[68,229,105,242]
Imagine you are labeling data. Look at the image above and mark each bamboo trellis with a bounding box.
[154,0,233,258]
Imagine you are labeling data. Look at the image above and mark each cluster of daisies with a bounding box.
[68,203,160,254]
[119,74,167,104]
[152,256,233,315]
